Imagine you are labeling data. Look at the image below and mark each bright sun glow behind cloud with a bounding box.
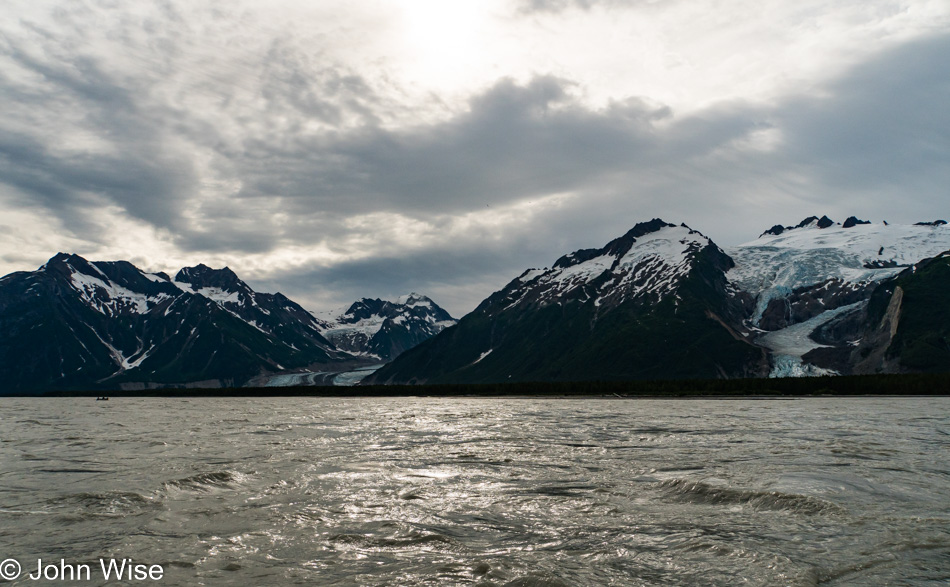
[393,0,499,94]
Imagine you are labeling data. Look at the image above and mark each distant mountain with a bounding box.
[367,219,768,384]
[0,254,352,393]
[726,216,950,376]
[315,294,456,361]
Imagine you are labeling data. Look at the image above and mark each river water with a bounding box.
[1,397,948,586]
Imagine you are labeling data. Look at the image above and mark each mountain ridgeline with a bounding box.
[2,215,949,393]
[0,254,454,393]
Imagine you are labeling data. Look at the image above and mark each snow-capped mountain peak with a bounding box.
[395,292,434,308]
[735,219,950,277]
[172,264,253,304]
[730,219,950,322]
[368,218,764,385]
[43,253,180,318]
[486,219,725,314]
[316,295,456,360]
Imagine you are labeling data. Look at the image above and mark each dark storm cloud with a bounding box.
[0,27,197,236]
[258,39,385,127]
[250,221,574,317]
[230,76,674,218]
[264,248,510,307]
[775,34,950,200]
[0,4,386,252]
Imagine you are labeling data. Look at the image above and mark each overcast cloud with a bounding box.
[1,0,948,316]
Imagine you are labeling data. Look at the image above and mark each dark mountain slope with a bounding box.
[368,220,767,384]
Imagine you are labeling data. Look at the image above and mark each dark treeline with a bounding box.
[33,372,950,397]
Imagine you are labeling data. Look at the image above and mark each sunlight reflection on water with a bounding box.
[1,397,948,585]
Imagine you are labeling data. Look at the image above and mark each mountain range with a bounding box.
[0,254,454,393]
[368,216,950,384]
[2,215,948,393]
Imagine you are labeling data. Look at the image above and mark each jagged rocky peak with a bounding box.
[46,251,75,265]
[603,218,682,256]
[757,216,950,240]
[39,252,95,283]
[43,252,98,275]
[396,292,434,307]
[552,219,686,269]
[760,215,837,237]
[842,216,871,228]
[761,224,787,237]
[341,298,390,321]
[334,294,454,324]
[175,264,244,291]
[40,253,176,295]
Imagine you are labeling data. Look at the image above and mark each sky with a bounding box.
[1,0,948,317]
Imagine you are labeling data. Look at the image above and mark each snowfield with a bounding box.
[728,221,950,299]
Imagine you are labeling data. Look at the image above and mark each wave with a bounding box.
[327,531,459,551]
[656,478,844,515]
[35,468,112,473]
[501,573,572,587]
[162,470,245,493]
[46,491,158,520]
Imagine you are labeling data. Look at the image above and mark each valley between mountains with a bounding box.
[2,216,948,393]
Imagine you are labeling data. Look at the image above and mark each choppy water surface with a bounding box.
[1,397,948,586]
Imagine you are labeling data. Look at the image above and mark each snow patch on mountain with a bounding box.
[314,305,388,341]
[141,272,170,283]
[69,267,157,315]
[192,286,242,304]
[171,279,243,305]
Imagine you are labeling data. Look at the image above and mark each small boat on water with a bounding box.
[96,396,109,401]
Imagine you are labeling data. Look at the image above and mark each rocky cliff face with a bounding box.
[804,253,950,375]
